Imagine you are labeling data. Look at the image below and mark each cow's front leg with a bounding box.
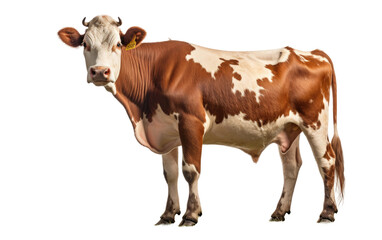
[156,148,180,225]
[178,114,204,227]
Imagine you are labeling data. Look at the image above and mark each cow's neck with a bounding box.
[115,44,155,106]
[113,43,158,125]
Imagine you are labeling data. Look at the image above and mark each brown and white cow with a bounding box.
[58,15,344,225]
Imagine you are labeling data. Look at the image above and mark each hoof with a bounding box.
[179,216,198,227]
[179,219,197,227]
[317,216,335,223]
[270,211,289,222]
[318,209,336,223]
[155,210,181,226]
[270,215,285,222]
[155,217,175,226]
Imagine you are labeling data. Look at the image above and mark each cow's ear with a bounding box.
[58,27,84,48]
[121,27,146,50]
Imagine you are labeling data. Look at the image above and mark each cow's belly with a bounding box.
[135,108,300,156]
[203,111,298,155]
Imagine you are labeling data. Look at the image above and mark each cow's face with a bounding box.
[58,15,146,94]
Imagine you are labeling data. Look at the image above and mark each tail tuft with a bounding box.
[332,133,345,201]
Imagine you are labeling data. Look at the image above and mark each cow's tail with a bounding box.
[328,57,345,201]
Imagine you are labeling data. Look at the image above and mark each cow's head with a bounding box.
[58,15,146,94]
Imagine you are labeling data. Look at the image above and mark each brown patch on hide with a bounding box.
[114,92,142,128]
[323,143,336,160]
[178,114,204,173]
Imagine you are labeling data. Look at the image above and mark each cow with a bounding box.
[58,15,344,226]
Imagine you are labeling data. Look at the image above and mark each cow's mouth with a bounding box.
[91,80,111,86]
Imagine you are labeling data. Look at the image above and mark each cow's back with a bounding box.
[182,44,331,123]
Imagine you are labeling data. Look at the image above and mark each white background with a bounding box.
[1,0,381,239]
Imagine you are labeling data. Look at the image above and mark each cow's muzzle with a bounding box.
[89,66,111,84]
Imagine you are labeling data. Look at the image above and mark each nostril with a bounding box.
[90,68,96,76]
[104,68,110,76]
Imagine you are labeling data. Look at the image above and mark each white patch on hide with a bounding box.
[203,109,301,154]
[302,98,333,167]
[104,82,117,95]
[185,44,291,103]
[293,49,329,63]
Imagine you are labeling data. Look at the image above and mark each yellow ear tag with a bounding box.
[125,34,136,50]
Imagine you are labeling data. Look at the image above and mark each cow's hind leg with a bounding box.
[156,148,181,225]
[303,127,338,222]
[271,135,302,221]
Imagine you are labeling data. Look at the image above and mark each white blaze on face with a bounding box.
[83,16,122,95]
[185,44,290,103]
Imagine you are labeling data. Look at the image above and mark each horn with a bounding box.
[116,17,122,26]
[82,17,89,27]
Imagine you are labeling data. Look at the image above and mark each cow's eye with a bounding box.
[117,42,122,48]
[82,42,91,51]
